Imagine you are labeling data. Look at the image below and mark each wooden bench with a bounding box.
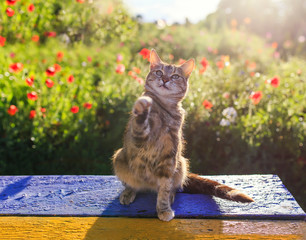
[0,175,305,239]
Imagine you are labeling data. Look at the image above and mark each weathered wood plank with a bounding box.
[0,175,305,220]
[0,217,305,240]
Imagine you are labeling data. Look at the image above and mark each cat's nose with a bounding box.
[162,76,170,83]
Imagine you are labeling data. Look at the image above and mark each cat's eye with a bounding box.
[156,70,163,77]
[171,74,180,80]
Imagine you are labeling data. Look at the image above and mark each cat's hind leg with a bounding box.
[119,186,137,205]
[113,148,139,204]
[170,190,176,204]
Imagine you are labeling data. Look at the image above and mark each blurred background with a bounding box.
[0,0,305,210]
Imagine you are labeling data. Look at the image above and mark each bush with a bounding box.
[0,0,137,45]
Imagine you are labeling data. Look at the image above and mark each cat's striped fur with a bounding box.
[112,49,253,222]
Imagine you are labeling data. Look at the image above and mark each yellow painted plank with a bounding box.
[0,217,305,240]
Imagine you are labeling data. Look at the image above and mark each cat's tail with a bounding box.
[183,173,254,203]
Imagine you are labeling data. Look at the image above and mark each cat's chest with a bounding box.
[129,130,177,179]
[128,108,183,180]
[128,151,159,183]
[149,110,182,136]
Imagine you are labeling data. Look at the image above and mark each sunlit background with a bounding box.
[122,0,306,56]
[124,0,220,24]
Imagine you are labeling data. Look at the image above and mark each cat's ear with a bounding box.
[150,49,162,69]
[180,58,195,78]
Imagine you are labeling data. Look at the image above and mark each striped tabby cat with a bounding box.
[112,49,253,222]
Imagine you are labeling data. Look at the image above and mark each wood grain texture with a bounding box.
[0,217,305,240]
[0,175,305,220]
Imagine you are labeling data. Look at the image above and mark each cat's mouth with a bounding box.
[159,84,169,90]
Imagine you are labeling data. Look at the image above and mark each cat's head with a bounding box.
[145,49,195,102]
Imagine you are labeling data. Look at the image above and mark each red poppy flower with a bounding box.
[29,110,36,119]
[105,120,110,126]
[271,42,278,49]
[139,48,151,61]
[266,76,280,88]
[132,67,141,74]
[116,64,125,74]
[270,77,280,87]
[31,35,39,42]
[45,66,56,77]
[44,32,57,37]
[54,63,61,72]
[199,67,206,74]
[222,92,230,99]
[0,36,6,47]
[135,77,144,85]
[6,7,15,17]
[27,91,38,101]
[202,100,213,109]
[128,71,136,79]
[25,76,34,86]
[83,102,92,109]
[7,105,18,116]
[40,107,46,113]
[200,57,209,69]
[87,56,92,62]
[9,63,23,73]
[27,3,34,12]
[67,75,74,83]
[107,5,113,14]
[45,79,54,88]
[6,0,18,6]
[248,62,257,70]
[249,91,262,105]
[70,106,79,114]
[76,0,84,3]
[216,61,224,69]
[57,51,64,61]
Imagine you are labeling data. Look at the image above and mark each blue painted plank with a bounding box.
[0,175,305,220]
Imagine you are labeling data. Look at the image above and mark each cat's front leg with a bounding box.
[131,96,152,141]
[132,96,152,119]
[156,178,175,222]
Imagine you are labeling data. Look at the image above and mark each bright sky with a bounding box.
[123,0,221,24]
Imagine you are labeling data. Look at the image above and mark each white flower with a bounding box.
[222,107,237,123]
[220,118,231,126]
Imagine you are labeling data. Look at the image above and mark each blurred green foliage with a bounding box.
[0,0,305,210]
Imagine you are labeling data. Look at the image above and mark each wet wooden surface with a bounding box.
[0,175,305,219]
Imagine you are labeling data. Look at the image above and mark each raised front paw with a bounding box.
[119,188,136,205]
[133,96,152,116]
[157,209,175,222]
